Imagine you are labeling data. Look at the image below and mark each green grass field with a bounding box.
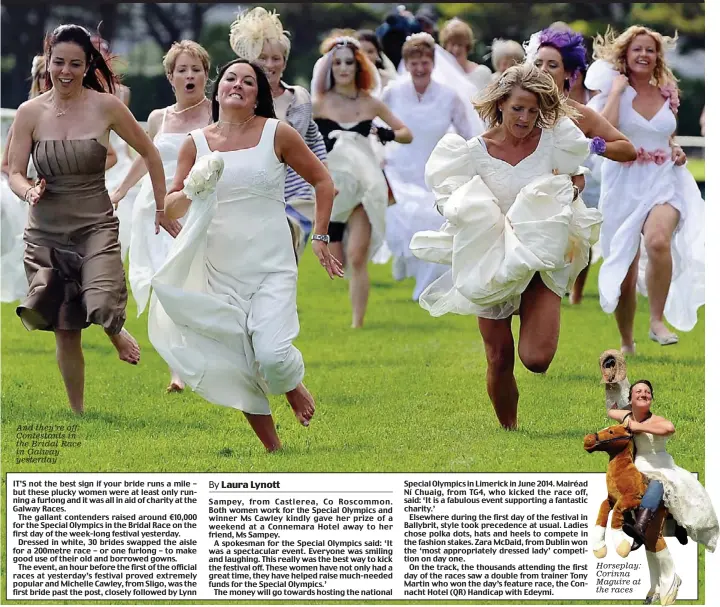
[1,257,705,475]
[0,256,708,604]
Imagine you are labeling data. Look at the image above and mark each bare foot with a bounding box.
[108,328,140,365]
[70,404,84,415]
[285,383,315,427]
[166,370,185,393]
[621,341,636,356]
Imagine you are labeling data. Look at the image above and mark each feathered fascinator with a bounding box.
[229,7,290,61]
[524,28,588,83]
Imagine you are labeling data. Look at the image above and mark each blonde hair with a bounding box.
[163,40,210,75]
[439,18,474,52]
[229,7,291,62]
[29,55,46,99]
[491,39,525,71]
[402,32,435,62]
[593,26,678,87]
[474,63,577,129]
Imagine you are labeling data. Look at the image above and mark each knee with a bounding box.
[644,231,671,259]
[519,350,553,374]
[254,340,293,378]
[347,246,369,272]
[86,298,125,334]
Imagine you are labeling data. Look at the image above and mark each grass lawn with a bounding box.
[1,257,705,475]
[1,255,707,603]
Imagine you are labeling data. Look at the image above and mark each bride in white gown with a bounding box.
[383,33,479,301]
[608,380,718,605]
[110,41,211,393]
[410,64,602,429]
[151,59,341,452]
[588,26,704,351]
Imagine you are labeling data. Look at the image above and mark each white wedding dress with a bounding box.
[586,60,704,332]
[382,76,479,300]
[0,174,28,302]
[634,432,718,552]
[106,131,140,261]
[148,119,303,415]
[410,118,602,318]
[128,108,188,315]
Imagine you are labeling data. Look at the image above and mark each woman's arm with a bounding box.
[7,102,45,204]
[578,104,637,163]
[276,122,342,278]
[373,98,413,144]
[2,126,13,177]
[627,414,675,437]
[163,135,198,222]
[607,408,630,423]
[105,141,118,171]
[107,96,171,234]
[597,75,629,128]
[110,109,162,206]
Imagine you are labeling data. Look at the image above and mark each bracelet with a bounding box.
[572,185,579,201]
[589,136,607,155]
[23,186,33,202]
[155,209,164,213]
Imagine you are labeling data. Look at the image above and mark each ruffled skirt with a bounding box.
[635,453,718,552]
[410,173,602,319]
[326,133,388,259]
[598,160,704,331]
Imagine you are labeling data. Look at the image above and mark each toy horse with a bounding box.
[584,424,670,560]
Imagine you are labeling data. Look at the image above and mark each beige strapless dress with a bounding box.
[18,139,127,334]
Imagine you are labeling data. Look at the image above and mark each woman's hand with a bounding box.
[110,187,126,209]
[24,179,46,206]
[671,144,687,166]
[155,210,182,238]
[312,241,344,279]
[610,75,629,96]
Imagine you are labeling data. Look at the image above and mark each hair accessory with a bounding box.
[405,32,435,45]
[229,7,289,62]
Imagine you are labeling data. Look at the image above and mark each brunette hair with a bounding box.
[44,24,117,93]
[316,37,377,94]
[629,379,654,400]
[211,59,276,122]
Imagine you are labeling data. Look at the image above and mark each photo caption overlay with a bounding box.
[6,473,697,602]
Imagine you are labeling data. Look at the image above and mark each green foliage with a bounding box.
[199,23,240,78]
[676,78,704,137]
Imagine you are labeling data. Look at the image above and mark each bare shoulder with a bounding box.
[275,119,302,144]
[15,93,49,120]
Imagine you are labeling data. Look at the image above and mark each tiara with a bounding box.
[405,32,435,44]
[333,36,361,49]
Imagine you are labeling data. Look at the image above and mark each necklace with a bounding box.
[215,114,256,129]
[50,89,84,118]
[334,89,359,101]
[171,97,207,114]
